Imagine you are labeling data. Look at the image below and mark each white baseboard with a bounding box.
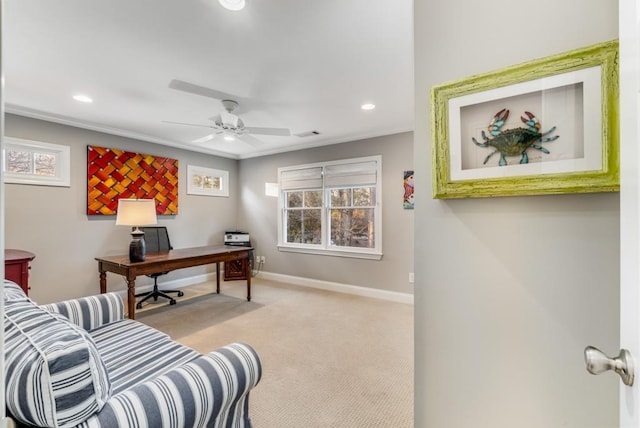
[117,271,414,305]
[112,273,216,299]
[150,273,216,291]
[257,271,414,305]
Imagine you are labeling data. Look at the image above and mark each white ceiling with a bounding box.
[3,0,414,159]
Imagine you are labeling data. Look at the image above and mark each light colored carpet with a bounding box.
[137,277,414,428]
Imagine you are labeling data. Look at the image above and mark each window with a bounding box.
[285,189,323,244]
[329,187,376,249]
[278,156,382,259]
[4,137,71,187]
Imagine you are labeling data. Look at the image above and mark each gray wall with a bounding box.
[237,132,414,294]
[5,114,414,303]
[414,1,620,427]
[5,114,240,304]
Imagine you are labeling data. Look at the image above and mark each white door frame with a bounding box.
[619,0,640,426]
[0,0,6,426]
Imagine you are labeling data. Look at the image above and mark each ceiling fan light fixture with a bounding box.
[223,133,236,142]
[220,110,240,127]
[218,0,245,11]
[73,94,93,103]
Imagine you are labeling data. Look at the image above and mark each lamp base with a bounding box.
[129,229,146,262]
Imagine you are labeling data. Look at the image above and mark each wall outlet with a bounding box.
[256,256,265,264]
[409,272,414,283]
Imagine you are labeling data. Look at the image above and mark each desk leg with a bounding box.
[127,278,136,320]
[216,263,220,294]
[246,256,252,301]
[99,269,107,294]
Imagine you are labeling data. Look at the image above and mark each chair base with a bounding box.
[136,285,184,309]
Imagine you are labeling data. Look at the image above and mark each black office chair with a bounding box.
[135,226,184,309]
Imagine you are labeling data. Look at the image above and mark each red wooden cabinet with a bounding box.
[5,249,36,295]
[224,258,249,281]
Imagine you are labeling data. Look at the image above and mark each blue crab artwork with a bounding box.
[472,108,559,166]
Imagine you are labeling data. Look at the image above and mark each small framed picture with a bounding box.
[187,165,229,197]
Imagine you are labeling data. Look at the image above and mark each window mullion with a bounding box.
[30,150,37,175]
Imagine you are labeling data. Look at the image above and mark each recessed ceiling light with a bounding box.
[218,0,245,11]
[361,103,376,111]
[73,94,93,103]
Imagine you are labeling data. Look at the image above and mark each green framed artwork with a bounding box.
[431,39,619,199]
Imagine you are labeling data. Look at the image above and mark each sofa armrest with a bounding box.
[42,292,125,331]
[79,343,262,428]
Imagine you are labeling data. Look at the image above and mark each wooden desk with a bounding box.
[96,245,253,319]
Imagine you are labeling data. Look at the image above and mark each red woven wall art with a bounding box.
[87,145,179,215]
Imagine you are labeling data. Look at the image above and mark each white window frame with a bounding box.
[3,137,71,187]
[277,155,382,260]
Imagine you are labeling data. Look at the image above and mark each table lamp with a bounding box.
[115,198,158,262]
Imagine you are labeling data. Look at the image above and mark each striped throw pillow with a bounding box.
[3,279,29,301]
[5,298,111,427]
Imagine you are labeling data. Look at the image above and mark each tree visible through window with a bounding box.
[285,190,322,244]
[329,187,375,248]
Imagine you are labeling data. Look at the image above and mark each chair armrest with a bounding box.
[42,292,124,331]
[81,343,262,428]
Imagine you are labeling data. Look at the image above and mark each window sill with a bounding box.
[277,245,383,260]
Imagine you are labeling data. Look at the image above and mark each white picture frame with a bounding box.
[187,165,229,197]
[448,66,602,181]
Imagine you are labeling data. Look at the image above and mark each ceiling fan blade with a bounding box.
[162,120,219,129]
[192,133,217,144]
[238,134,265,147]
[169,79,235,101]
[245,126,291,136]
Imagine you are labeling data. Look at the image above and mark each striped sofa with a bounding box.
[3,280,262,428]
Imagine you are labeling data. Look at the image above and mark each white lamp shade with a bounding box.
[115,199,158,226]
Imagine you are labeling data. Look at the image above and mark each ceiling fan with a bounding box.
[164,79,291,147]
